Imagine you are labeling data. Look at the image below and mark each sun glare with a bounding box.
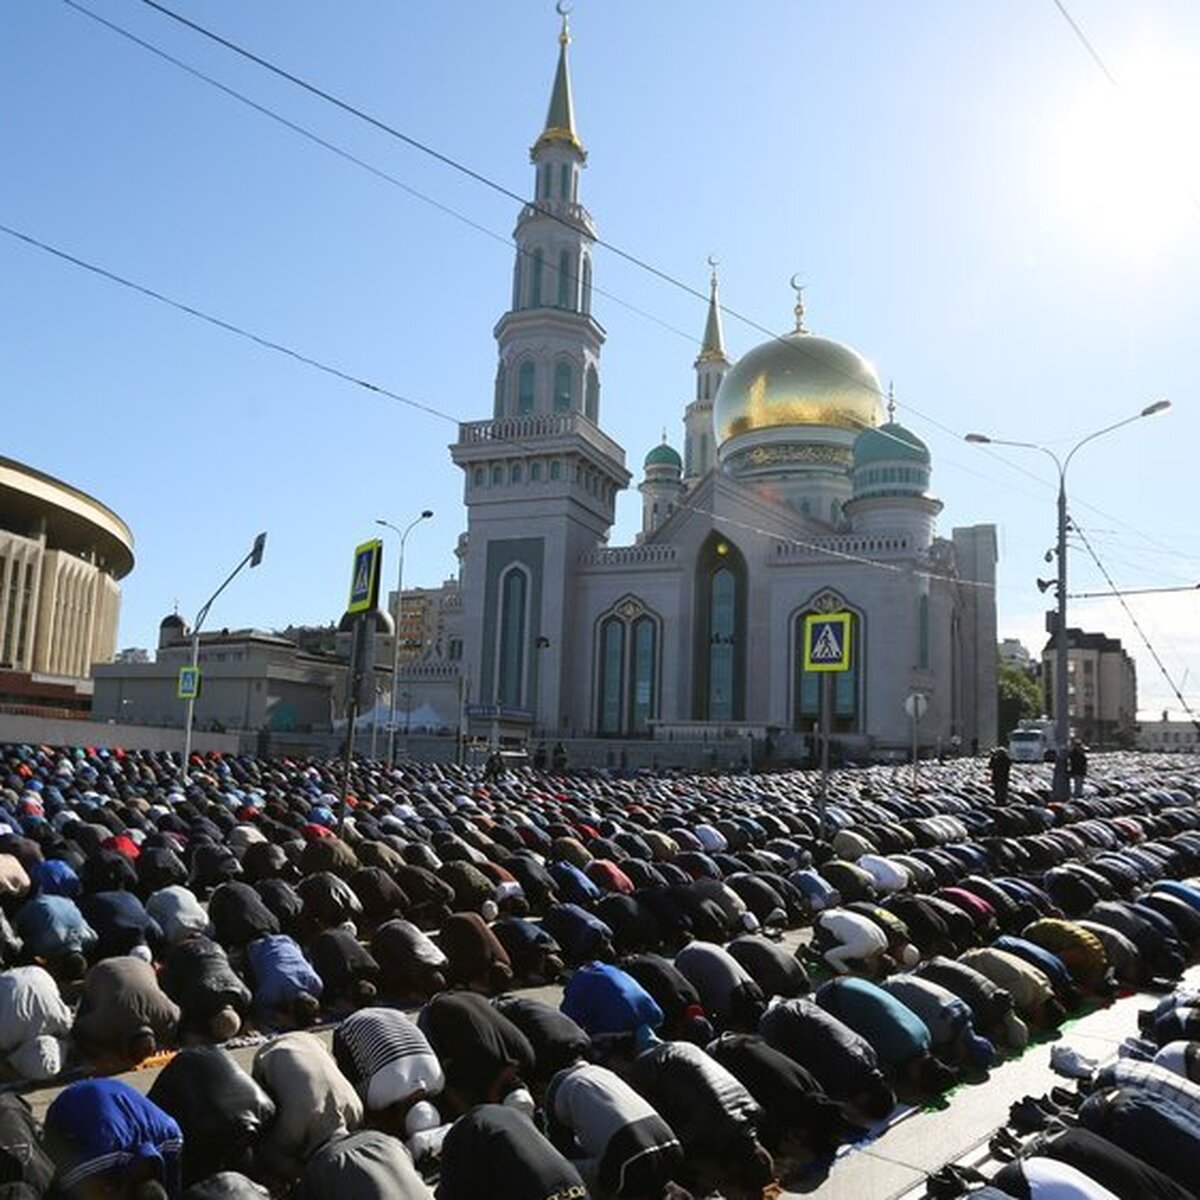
[1053,57,1200,255]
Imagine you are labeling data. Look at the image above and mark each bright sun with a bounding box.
[1053,56,1200,255]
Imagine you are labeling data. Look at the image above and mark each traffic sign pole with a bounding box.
[818,672,831,841]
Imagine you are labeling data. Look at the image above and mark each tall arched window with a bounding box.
[559,162,571,199]
[557,248,574,309]
[630,616,657,734]
[918,594,930,669]
[511,260,521,311]
[581,256,592,314]
[598,617,625,734]
[530,249,544,307]
[497,568,528,708]
[553,361,572,412]
[517,362,535,415]
[694,536,746,720]
[540,164,552,200]
[699,434,710,474]
[795,604,862,732]
[585,366,600,422]
[594,603,659,735]
[493,364,507,419]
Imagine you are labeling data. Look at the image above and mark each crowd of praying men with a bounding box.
[2,743,1200,1199]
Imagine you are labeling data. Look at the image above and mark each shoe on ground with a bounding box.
[1050,1042,1098,1079]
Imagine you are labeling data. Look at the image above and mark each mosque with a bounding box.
[438,15,998,760]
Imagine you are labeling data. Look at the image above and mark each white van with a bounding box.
[1009,725,1054,763]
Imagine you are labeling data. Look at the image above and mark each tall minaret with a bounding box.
[451,11,630,734]
[683,265,729,487]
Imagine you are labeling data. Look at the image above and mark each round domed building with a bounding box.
[443,16,998,759]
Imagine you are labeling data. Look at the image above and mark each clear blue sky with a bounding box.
[5,1,1200,717]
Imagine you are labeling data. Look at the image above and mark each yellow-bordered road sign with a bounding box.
[177,666,201,700]
[347,539,383,614]
[803,612,852,672]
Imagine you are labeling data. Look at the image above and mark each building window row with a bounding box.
[473,457,617,492]
[514,246,591,315]
[495,359,595,418]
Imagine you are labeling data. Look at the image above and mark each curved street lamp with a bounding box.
[966,400,1170,796]
[376,510,433,765]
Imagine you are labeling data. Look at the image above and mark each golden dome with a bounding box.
[713,331,884,445]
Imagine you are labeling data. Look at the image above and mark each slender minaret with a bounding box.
[638,431,685,541]
[683,265,729,486]
[450,11,630,732]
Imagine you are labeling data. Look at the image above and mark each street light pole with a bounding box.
[966,400,1169,798]
[376,511,433,767]
[181,532,266,785]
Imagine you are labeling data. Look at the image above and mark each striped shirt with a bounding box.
[333,1007,444,1112]
[1098,1060,1200,1120]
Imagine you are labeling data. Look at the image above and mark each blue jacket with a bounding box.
[561,961,663,1038]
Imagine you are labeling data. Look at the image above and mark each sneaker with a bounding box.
[1010,1098,1053,1134]
[1050,1043,1099,1079]
[1118,1036,1156,1062]
[1050,1086,1083,1111]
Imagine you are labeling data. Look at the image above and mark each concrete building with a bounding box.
[1137,713,1200,753]
[0,456,133,715]
[1042,628,1137,747]
[422,15,1000,758]
[999,638,1034,672]
[93,617,342,734]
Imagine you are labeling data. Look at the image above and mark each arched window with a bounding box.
[554,361,573,412]
[497,567,528,708]
[585,366,600,422]
[598,617,625,734]
[540,164,552,200]
[517,362,535,415]
[581,256,592,314]
[630,616,657,734]
[918,593,930,669]
[530,248,544,307]
[510,463,522,484]
[560,162,571,199]
[550,460,562,480]
[530,461,542,481]
[511,260,521,310]
[700,434,710,474]
[491,465,503,485]
[493,364,507,419]
[795,604,862,733]
[694,536,746,720]
[557,249,574,309]
[473,467,484,486]
[684,437,694,476]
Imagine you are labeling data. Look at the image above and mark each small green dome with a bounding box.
[644,441,682,470]
[853,422,930,467]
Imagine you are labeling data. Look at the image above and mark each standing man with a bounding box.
[989,745,1011,804]
[1068,739,1088,798]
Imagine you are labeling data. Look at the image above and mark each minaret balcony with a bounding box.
[517,199,595,236]
[453,411,626,472]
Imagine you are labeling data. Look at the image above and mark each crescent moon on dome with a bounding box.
[556,1,573,16]
[707,254,719,269]
[789,272,804,292]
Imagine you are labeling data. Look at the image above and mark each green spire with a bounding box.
[697,264,728,364]
[532,8,583,158]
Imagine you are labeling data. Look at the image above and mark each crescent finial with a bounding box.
[789,274,807,332]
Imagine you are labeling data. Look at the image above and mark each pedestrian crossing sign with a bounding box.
[347,539,383,614]
[803,612,852,672]
[177,666,201,700]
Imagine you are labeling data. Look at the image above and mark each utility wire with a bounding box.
[120,0,1190,567]
[1,217,1008,594]
[27,3,1182,601]
[1072,519,1200,732]
[1051,0,1200,214]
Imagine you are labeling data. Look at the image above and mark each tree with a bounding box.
[997,658,1042,744]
